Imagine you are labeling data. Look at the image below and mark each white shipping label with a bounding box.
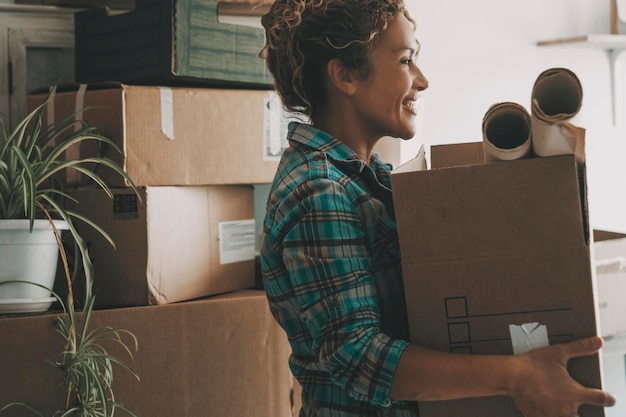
[158,87,175,140]
[218,219,256,264]
[263,91,302,161]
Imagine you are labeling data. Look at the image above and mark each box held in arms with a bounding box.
[27,84,292,187]
[64,185,256,307]
[390,141,603,417]
[0,290,295,417]
[74,0,273,87]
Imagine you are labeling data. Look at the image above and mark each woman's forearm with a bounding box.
[390,336,615,417]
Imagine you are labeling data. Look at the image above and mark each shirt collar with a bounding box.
[287,122,388,173]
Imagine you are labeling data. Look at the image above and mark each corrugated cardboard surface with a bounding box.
[65,185,256,307]
[391,143,603,417]
[28,84,281,186]
[430,141,484,168]
[74,0,272,87]
[592,231,626,337]
[0,290,295,417]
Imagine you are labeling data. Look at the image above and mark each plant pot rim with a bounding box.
[0,218,69,230]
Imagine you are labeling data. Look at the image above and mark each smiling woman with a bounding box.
[257,1,616,417]
[258,2,427,415]
[261,0,428,158]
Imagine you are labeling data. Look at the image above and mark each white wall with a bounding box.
[405,0,626,233]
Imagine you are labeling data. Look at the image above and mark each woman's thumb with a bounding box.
[563,336,603,359]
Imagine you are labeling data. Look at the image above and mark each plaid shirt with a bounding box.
[260,122,418,417]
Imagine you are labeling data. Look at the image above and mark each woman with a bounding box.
[258,1,616,416]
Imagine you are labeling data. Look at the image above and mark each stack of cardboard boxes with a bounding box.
[0,1,301,416]
[34,84,285,307]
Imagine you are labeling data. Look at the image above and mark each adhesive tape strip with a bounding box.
[509,322,549,355]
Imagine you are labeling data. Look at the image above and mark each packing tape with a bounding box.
[509,322,549,355]
[158,87,175,140]
[66,84,87,184]
[268,92,282,156]
[74,84,87,133]
[46,88,55,128]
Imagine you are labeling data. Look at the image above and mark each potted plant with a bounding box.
[0,86,141,417]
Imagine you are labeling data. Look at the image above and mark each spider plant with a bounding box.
[0,86,139,304]
[0,86,142,417]
[0,281,140,417]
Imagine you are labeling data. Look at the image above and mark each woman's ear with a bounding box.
[326,58,358,96]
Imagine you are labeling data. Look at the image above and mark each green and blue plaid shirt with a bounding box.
[260,122,418,417]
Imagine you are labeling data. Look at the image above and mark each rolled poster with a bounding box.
[482,102,532,162]
[530,67,585,163]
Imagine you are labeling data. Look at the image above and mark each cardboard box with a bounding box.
[28,84,288,187]
[65,185,256,307]
[593,230,626,260]
[216,0,273,28]
[74,0,273,87]
[592,230,626,338]
[0,290,295,417]
[596,272,626,338]
[390,142,603,417]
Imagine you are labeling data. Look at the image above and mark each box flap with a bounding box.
[594,229,626,242]
[392,155,587,263]
[431,141,485,169]
[391,145,427,174]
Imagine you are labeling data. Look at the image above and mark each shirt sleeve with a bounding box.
[278,176,409,407]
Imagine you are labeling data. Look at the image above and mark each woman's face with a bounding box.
[352,13,429,140]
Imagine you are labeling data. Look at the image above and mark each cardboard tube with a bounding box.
[482,102,532,162]
[531,67,585,162]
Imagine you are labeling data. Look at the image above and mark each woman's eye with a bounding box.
[400,59,413,65]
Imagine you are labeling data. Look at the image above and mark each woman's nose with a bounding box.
[414,67,429,92]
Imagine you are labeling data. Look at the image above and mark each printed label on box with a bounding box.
[219,219,256,264]
[113,194,139,220]
[263,91,302,161]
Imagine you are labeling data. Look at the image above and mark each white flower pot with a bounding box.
[0,219,69,313]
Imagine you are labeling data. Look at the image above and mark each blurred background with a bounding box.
[405,0,626,234]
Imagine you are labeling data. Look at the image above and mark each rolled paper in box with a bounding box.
[531,67,585,162]
[482,102,532,162]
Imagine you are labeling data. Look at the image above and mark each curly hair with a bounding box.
[260,0,412,121]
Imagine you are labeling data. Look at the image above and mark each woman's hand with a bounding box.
[509,336,616,417]
[392,336,615,417]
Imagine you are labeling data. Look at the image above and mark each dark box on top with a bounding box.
[74,0,273,87]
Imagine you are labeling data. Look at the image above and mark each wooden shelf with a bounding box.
[537,33,626,49]
[537,34,626,125]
